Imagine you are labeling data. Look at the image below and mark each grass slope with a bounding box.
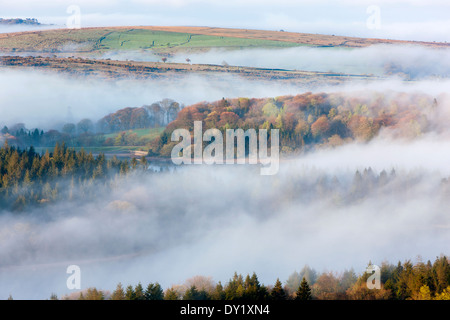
[103,127,165,140]
[2,25,446,55]
[0,27,306,54]
[99,29,303,51]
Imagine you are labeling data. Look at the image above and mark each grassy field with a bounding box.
[0,27,307,54]
[98,29,304,51]
[103,127,165,140]
[1,26,447,55]
[0,28,111,52]
[34,128,165,156]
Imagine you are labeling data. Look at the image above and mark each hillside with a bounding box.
[0,55,379,85]
[138,26,450,48]
[2,90,438,160]
[0,26,448,55]
[0,18,41,26]
[149,91,438,157]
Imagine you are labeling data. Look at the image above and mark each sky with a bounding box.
[0,0,449,42]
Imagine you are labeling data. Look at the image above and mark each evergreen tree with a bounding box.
[295,277,312,300]
[224,272,244,300]
[125,285,136,300]
[145,283,164,300]
[83,288,104,300]
[270,278,287,300]
[164,288,179,300]
[183,285,199,300]
[134,283,145,300]
[0,143,140,210]
[285,271,301,296]
[111,283,126,300]
[243,272,268,300]
[432,256,450,294]
[183,285,210,300]
[211,282,226,300]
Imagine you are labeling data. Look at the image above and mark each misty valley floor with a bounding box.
[1,24,450,300]
[1,147,450,299]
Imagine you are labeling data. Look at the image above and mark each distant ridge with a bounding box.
[0,18,41,25]
[0,25,448,53]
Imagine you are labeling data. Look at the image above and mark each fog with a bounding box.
[1,132,450,299]
[0,24,62,34]
[0,69,302,130]
[2,42,450,130]
[99,44,450,78]
[1,67,450,131]
[1,41,450,299]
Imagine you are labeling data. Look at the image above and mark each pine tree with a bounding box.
[183,285,200,300]
[295,277,312,300]
[134,282,145,300]
[270,278,287,300]
[111,283,126,300]
[125,285,136,300]
[432,256,450,294]
[211,282,226,300]
[244,272,268,300]
[224,272,244,300]
[145,282,164,300]
[83,288,104,300]
[164,288,179,300]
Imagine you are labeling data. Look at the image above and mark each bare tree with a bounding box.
[77,118,94,134]
[160,98,181,124]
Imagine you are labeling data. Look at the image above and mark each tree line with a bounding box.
[2,139,450,211]
[1,92,439,156]
[0,98,182,149]
[39,255,450,300]
[149,92,437,157]
[0,141,147,211]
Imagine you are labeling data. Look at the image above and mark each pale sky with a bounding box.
[0,0,449,42]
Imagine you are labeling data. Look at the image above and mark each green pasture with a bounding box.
[97,29,306,51]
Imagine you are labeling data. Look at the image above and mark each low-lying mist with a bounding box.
[99,44,450,78]
[0,24,62,34]
[1,67,450,131]
[2,42,450,299]
[1,131,450,299]
[0,69,304,130]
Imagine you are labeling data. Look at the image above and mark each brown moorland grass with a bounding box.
[0,25,448,54]
[136,25,450,48]
[0,55,381,86]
